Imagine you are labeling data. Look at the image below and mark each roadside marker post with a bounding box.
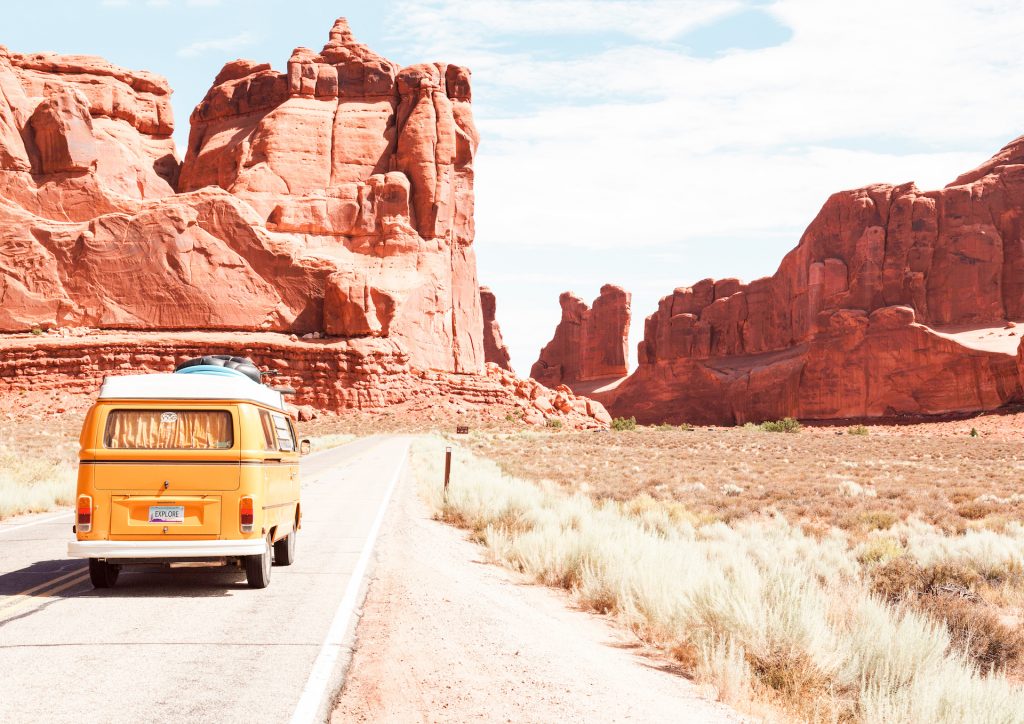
[444,446,452,500]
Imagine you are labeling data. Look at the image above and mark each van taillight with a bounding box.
[77,495,93,533]
[240,497,255,533]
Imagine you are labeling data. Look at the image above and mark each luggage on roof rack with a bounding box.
[174,355,262,384]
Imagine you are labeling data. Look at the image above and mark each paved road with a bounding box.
[0,435,409,724]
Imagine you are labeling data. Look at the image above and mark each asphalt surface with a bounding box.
[0,435,409,724]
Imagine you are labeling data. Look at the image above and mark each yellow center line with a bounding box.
[0,570,91,621]
[3,567,86,602]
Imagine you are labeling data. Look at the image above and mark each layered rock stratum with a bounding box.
[542,139,1024,424]
[0,19,610,428]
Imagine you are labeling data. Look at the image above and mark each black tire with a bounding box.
[273,528,296,566]
[175,355,262,384]
[88,559,119,589]
[244,536,272,589]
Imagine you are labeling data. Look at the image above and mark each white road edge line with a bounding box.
[0,511,73,536]
[289,440,410,724]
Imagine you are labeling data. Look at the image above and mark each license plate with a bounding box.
[149,505,185,523]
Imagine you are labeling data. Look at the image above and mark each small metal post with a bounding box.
[443,446,452,500]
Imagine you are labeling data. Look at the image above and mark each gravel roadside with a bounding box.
[331,469,744,723]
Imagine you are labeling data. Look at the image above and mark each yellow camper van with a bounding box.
[68,356,309,589]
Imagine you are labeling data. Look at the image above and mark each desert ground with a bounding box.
[5,397,1024,721]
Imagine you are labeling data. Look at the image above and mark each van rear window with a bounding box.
[104,410,234,450]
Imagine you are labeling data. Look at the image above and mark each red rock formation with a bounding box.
[531,284,630,388]
[0,332,611,429]
[598,138,1024,424]
[480,286,511,371]
[0,18,482,375]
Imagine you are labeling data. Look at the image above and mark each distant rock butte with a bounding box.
[0,20,610,428]
[542,139,1024,424]
[531,285,631,388]
[480,287,511,371]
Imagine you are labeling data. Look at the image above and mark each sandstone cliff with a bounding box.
[594,138,1024,424]
[480,286,511,371]
[0,19,482,374]
[0,19,612,429]
[530,284,631,388]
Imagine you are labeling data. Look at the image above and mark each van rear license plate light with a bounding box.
[77,495,93,533]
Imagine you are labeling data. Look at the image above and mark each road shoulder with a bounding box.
[331,466,743,723]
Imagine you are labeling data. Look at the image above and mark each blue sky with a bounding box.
[5,1,1024,374]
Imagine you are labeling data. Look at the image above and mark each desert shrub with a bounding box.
[860,510,898,530]
[918,594,1024,671]
[414,438,1024,722]
[839,480,876,498]
[545,418,563,430]
[504,409,524,422]
[957,500,997,520]
[848,424,869,436]
[652,423,675,431]
[870,556,928,602]
[759,417,802,433]
[869,557,984,603]
[857,537,905,565]
[610,416,637,431]
[679,422,695,431]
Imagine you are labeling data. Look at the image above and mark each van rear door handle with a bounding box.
[266,457,282,463]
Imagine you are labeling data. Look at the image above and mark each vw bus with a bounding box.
[68,356,309,589]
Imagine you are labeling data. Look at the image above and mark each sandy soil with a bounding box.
[332,474,743,723]
[931,320,1024,353]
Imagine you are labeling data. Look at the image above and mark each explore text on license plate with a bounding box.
[149,505,185,523]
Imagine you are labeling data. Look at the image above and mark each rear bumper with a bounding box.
[68,539,265,559]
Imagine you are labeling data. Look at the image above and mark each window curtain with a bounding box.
[104,410,233,449]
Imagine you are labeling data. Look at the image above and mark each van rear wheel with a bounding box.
[273,529,296,566]
[88,559,119,589]
[244,536,272,589]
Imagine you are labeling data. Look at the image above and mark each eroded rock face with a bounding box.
[0,19,484,376]
[597,138,1024,424]
[480,286,511,371]
[0,332,611,429]
[531,284,631,388]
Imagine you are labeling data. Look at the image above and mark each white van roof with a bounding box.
[98,374,286,410]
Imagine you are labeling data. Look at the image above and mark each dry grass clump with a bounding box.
[416,438,1024,722]
[0,447,76,519]
[0,416,80,519]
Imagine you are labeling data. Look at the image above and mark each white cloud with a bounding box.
[394,0,742,45]
[386,0,1024,369]
[177,30,256,58]
[103,0,221,6]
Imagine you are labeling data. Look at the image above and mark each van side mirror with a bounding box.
[299,439,311,456]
